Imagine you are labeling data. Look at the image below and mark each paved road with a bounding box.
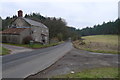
[2,44,33,54]
[2,42,73,78]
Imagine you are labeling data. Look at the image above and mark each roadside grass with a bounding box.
[73,35,119,54]
[84,48,118,54]
[0,47,10,55]
[3,41,64,49]
[53,67,119,78]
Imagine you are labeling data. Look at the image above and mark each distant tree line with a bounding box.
[2,15,17,30]
[79,19,120,36]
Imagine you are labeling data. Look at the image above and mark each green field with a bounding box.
[53,67,118,78]
[73,35,119,54]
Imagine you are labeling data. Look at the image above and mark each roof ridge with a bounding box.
[22,17,47,28]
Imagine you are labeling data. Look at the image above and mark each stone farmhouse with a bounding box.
[2,10,49,44]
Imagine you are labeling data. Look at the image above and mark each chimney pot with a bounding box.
[18,10,23,17]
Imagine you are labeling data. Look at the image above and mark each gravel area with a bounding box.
[2,44,33,54]
[27,48,118,78]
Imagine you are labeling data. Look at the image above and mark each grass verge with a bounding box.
[83,48,118,54]
[3,41,64,49]
[53,67,119,78]
[0,47,10,55]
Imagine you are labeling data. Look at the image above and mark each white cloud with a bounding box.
[0,0,119,29]
[0,0,119,2]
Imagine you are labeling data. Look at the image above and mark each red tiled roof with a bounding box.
[2,28,29,35]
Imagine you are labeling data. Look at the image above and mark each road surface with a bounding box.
[2,42,73,78]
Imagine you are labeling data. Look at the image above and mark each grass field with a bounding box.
[82,35,118,45]
[53,67,118,78]
[73,35,119,54]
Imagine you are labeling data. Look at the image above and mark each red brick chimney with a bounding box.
[18,10,23,17]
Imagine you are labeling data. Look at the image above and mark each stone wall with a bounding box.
[2,34,20,44]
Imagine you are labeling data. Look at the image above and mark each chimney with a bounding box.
[18,10,23,17]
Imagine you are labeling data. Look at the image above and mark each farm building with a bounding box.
[2,10,49,44]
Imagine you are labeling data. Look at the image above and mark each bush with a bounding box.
[22,36,33,44]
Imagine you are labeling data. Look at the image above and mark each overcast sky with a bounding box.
[0,0,119,29]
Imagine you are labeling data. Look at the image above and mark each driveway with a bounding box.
[27,48,119,78]
[2,42,73,78]
[2,44,33,54]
